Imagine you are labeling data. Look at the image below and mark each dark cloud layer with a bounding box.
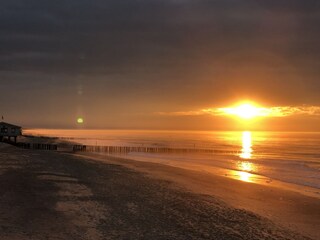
[0,0,319,129]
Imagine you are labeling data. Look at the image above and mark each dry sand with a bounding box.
[0,143,318,239]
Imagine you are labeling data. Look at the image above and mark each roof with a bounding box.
[0,122,22,128]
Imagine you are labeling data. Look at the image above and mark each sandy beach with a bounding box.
[0,142,319,240]
[2,0,320,239]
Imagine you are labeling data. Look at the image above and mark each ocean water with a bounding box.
[24,129,320,197]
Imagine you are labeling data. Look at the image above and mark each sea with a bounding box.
[24,129,320,198]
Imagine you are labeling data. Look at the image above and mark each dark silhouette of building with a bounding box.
[0,122,22,143]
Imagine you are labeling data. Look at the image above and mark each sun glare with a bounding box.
[219,102,270,119]
[234,104,259,119]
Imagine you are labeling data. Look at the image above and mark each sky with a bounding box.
[0,0,319,131]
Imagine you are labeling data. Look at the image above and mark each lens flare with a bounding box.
[77,117,84,124]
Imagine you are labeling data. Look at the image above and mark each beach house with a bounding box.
[0,122,22,143]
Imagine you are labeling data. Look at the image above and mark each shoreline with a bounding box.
[98,152,320,199]
[16,134,320,199]
[17,132,320,199]
[75,152,320,239]
[0,143,318,239]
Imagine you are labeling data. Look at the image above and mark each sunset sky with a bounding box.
[0,0,319,131]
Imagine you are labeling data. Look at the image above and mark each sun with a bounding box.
[219,102,270,120]
[234,103,260,119]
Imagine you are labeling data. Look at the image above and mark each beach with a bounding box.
[2,1,320,239]
[0,142,319,240]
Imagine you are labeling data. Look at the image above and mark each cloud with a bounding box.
[155,111,204,116]
[1,0,320,128]
[1,0,319,76]
[156,105,320,117]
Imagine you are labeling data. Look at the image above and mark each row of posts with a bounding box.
[72,145,227,154]
[13,143,240,155]
[16,142,58,151]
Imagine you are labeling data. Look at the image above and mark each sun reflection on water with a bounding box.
[238,171,252,182]
[240,131,252,159]
[237,161,256,182]
[238,161,254,171]
[236,131,257,182]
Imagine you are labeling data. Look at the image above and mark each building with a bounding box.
[0,122,22,143]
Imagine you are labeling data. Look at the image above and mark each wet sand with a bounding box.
[78,153,320,240]
[0,143,318,239]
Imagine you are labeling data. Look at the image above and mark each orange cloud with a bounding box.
[156,105,320,117]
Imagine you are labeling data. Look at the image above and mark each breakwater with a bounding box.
[72,144,232,154]
[5,140,238,155]
[16,142,58,150]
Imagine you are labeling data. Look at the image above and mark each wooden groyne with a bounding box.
[6,140,238,155]
[15,142,58,151]
[72,144,234,154]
